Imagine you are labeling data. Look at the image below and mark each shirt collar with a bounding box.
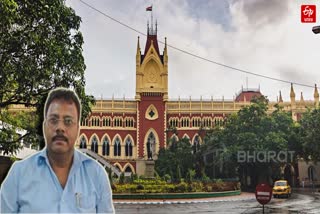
[37,148,91,166]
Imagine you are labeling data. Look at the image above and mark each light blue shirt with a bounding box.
[0,148,115,213]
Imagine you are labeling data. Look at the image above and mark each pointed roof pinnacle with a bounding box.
[290,83,295,98]
[136,36,141,55]
[163,37,168,56]
[314,84,319,99]
[165,37,167,49]
[279,91,283,103]
[300,92,304,102]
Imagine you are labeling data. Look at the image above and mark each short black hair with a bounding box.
[44,87,81,122]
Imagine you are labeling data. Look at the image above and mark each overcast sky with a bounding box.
[68,0,320,102]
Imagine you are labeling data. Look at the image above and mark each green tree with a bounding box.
[155,137,194,181]
[202,96,297,188]
[299,107,320,162]
[0,0,95,154]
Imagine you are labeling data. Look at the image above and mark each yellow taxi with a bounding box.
[273,180,291,198]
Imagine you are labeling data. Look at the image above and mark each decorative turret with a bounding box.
[162,37,168,101]
[135,18,168,101]
[136,36,141,65]
[136,36,141,59]
[300,92,304,102]
[163,37,168,65]
[290,83,297,121]
[279,91,283,103]
[300,92,305,108]
[290,83,295,103]
[314,84,319,107]
[135,36,142,100]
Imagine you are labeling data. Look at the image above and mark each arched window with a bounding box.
[171,134,178,143]
[102,137,110,156]
[192,117,201,127]
[181,117,190,127]
[114,117,123,127]
[102,117,112,127]
[107,117,111,126]
[114,164,121,173]
[125,138,133,157]
[92,117,100,126]
[169,118,179,128]
[81,118,87,126]
[79,136,87,149]
[147,132,156,159]
[91,136,98,153]
[125,166,132,173]
[114,137,121,156]
[203,117,211,127]
[193,135,200,154]
[125,117,135,127]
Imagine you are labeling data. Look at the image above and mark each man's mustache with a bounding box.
[52,135,68,143]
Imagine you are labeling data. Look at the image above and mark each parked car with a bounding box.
[273,180,291,198]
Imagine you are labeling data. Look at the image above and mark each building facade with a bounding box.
[78,24,320,182]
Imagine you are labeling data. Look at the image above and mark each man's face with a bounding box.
[44,99,79,155]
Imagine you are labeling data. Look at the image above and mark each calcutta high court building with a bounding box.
[77,21,320,180]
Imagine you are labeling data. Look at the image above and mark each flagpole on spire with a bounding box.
[151,4,153,34]
[146,5,153,34]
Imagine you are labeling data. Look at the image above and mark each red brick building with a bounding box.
[78,23,319,177]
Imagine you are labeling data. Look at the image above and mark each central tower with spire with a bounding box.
[135,20,168,101]
[135,19,168,175]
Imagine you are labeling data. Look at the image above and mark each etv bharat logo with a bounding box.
[301,5,316,23]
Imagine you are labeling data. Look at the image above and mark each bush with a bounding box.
[201,175,211,183]
[190,182,203,192]
[133,178,166,185]
[163,174,171,183]
[186,169,196,183]
[119,173,125,184]
[175,182,188,193]
[137,184,144,190]
[112,177,239,194]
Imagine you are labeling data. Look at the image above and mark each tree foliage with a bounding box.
[299,107,320,162]
[0,0,95,155]
[202,96,298,187]
[155,137,194,182]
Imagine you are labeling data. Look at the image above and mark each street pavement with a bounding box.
[113,192,255,205]
[114,188,320,213]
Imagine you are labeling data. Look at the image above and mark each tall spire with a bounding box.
[314,84,319,99]
[136,36,141,65]
[300,92,304,102]
[136,36,140,54]
[147,5,156,36]
[290,83,295,99]
[314,84,319,107]
[155,20,158,34]
[144,11,160,57]
[289,83,297,121]
[279,91,283,103]
[164,37,167,55]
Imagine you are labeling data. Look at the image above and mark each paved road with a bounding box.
[114,188,320,214]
